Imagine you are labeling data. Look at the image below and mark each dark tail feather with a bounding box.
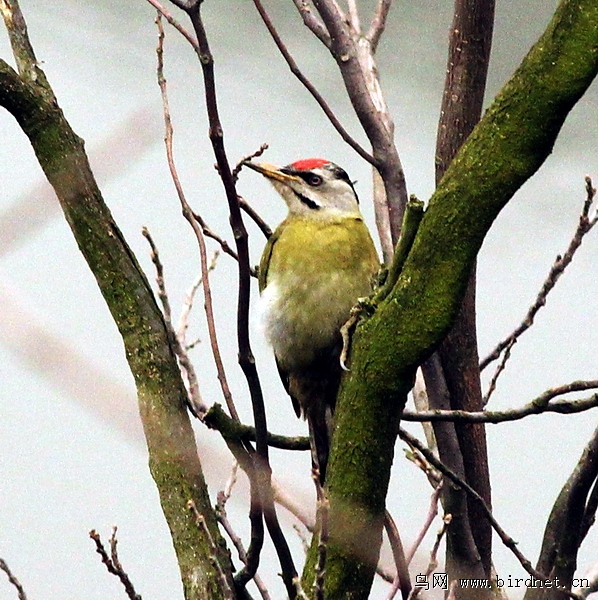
[307,404,333,484]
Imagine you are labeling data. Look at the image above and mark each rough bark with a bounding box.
[0,57,234,600]
[304,1,598,597]
[435,0,495,582]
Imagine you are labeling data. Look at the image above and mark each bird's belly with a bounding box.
[259,275,353,371]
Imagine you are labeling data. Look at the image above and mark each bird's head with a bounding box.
[244,158,361,219]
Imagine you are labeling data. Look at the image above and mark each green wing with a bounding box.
[258,228,280,293]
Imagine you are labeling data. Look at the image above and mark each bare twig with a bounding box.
[407,514,452,600]
[187,501,234,600]
[384,510,412,600]
[313,475,329,600]
[89,528,142,600]
[142,226,173,323]
[346,0,361,33]
[367,0,393,51]
[238,196,272,239]
[176,251,219,343]
[191,211,242,261]
[215,466,272,600]
[480,177,598,377]
[0,0,51,93]
[142,227,208,416]
[174,4,299,595]
[232,144,269,182]
[482,340,513,404]
[399,429,584,600]
[402,380,598,423]
[405,482,443,565]
[0,558,27,600]
[144,0,199,52]
[290,0,331,46]
[156,14,239,421]
[309,0,408,243]
[252,0,376,166]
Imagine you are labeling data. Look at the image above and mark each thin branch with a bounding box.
[214,461,271,600]
[529,425,598,599]
[142,227,208,416]
[156,14,239,421]
[0,0,51,94]
[482,340,513,404]
[252,0,376,166]
[177,4,299,595]
[0,559,27,600]
[187,501,234,600]
[238,196,272,239]
[176,253,218,344]
[366,0,392,51]
[384,510,412,600]
[89,528,142,600]
[402,381,598,423]
[191,211,243,263]
[144,0,199,52]
[217,495,272,600]
[204,403,310,450]
[313,475,329,600]
[232,144,270,182]
[480,177,598,373]
[346,0,361,33]
[407,514,452,600]
[399,429,584,600]
[310,0,408,242]
[405,482,443,565]
[291,0,331,46]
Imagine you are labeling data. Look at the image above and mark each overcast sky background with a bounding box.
[1,1,597,599]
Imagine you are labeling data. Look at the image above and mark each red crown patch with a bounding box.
[289,158,329,171]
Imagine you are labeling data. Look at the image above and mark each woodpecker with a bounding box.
[245,158,379,481]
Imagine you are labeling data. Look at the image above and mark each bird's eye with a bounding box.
[306,173,323,187]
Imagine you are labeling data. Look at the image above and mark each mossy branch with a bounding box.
[305,1,598,597]
[0,16,233,600]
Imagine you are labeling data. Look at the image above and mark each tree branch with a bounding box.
[309,1,598,597]
[0,558,27,600]
[252,0,375,165]
[311,0,408,242]
[0,3,234,597]
[89,528,142,600]
[366,0,392,52]
[402,381,598,423]
[481,177,598,375]
[400,430,584,600]
[433,0,496,586]
[525,425,598,600]
[170,3,299,595]
[156,14,239,420]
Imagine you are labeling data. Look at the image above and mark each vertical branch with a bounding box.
[167,2,299,596]
[525,426,598,600]
[0,3,234,597]
[310,0,407,245]
[431,0,496,589]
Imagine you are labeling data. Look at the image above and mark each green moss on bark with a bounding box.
[304,1,598,597]
[0,57,233,600]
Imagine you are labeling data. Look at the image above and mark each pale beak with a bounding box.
[243,161,302,184]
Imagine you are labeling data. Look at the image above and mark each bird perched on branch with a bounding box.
[244,158,379,481]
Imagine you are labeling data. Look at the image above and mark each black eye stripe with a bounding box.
[298,172,323,186]
[293,191,320,210]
